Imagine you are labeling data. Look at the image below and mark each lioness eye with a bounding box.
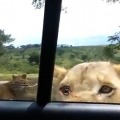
[99,85,113,94]
[59,86,71,96]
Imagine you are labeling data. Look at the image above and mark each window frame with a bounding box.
[36,0,62,106]
[0,0,120,120]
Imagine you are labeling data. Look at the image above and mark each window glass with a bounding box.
[0,0,44,101]
[51,0,120,104]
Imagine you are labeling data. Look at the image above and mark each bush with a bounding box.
[23,67,39,74]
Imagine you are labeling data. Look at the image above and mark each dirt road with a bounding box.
[0,81,9,84]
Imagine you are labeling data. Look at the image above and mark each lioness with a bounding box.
[54,61,120,103]
[0,65,67,101]
[0,74,37,100]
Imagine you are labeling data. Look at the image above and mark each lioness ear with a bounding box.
[22,74,27,79]
[54,65,67,79]
[12,75,16,79]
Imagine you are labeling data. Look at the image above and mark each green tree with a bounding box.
[0,30,14,43]
[69,53,75,59]
[81,54,88,61]
[56,49,64,56]
[28,52,40,65]
[103,0,120,58]
[103,31,120,58]
[103,46,114,58]
[32,0,45,9]
[0,29,14,56]
[32,0,118,11]
[32,0,67,13]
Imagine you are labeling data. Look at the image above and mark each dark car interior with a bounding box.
[0,0,120,120]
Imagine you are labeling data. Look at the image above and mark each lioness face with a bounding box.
[58,62,120,103]
[10,74,28,91]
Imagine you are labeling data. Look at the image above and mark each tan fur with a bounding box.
[0,65,67,101]
[51,65,68,101]
[0,74,37,100]
[56,61,120,103]
[53,65,67,85]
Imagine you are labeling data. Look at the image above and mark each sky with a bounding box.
[1,0,120,47]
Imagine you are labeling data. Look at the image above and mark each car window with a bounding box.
[51,0,120,104]
[1,0,120,104]
[0,0,44,101]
